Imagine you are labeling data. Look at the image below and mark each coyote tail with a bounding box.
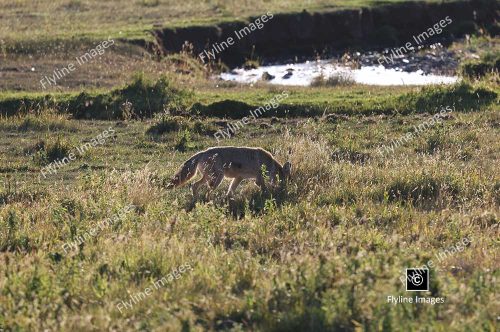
[166,153,201,189]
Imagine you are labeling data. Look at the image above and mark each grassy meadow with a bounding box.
[0,81,499,330]
[1,0,499,331]
[1,0,445,42]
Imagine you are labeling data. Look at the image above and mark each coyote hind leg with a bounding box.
[227,177,243,198]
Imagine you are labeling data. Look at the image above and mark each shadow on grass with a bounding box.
[182,182,291,218]
[399,82,497,114]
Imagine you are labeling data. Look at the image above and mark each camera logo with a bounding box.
[406,268,429,291]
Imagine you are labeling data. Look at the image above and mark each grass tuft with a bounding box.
[31,136,75,165]
[460,52,500,79]
[310,72,355,87]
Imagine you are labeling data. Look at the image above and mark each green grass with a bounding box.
[0,98,498,330]
[0,0,446,44]
[460,52,500,78]
[1,77,497,120]
[1,3,499,329]
[0,74,191,119]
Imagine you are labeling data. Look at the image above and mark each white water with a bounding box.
[220,59,459,86]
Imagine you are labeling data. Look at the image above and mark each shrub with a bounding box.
[146,114,187,136]
[165,53,207,77]
[116,73,183,117]
[243,59,260,70]
[459,52,500,79]
[69,74,190,119]
[192,120,217,135]
[311,72,355,87]
[31,136,74,165]
[146,114,217,137]
[175,129,195,152]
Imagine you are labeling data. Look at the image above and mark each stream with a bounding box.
[220,47,460,86]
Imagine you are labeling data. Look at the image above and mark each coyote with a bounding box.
[167,146,291,197]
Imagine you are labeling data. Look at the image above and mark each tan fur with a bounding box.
[167,146,291,197]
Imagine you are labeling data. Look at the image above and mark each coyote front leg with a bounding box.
[206,171,224,200]
[255,175,267,193]
[192,174,209,197]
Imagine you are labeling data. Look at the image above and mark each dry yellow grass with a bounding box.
[0,104,498,330]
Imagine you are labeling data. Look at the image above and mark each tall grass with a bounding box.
[310,72,355,87]
[0,109,498,330]
[0,111,75,132]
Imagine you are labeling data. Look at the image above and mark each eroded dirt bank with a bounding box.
[154,0,498,66]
